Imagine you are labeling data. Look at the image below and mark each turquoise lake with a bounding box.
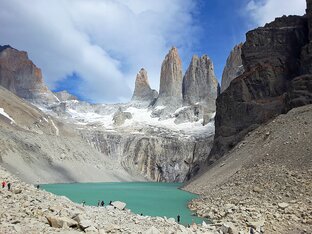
[41,182,206,225]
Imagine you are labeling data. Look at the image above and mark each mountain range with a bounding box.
[0,1,312,233]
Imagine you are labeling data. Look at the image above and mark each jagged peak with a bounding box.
[0,45,13,53]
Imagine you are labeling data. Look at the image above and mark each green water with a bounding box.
[41,182,206,225]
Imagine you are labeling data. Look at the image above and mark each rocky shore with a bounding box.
[184,105,312,234]
[0,166,220,234]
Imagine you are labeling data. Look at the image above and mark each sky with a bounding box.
[0,0,306,103]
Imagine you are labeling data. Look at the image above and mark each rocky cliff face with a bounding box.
[80,130,213,182]
[221,43,244,93]
[131,68,158,106]
[0,45,59,104]
[182,55,218,112]
[209,1,312,161]
[154,47,183,111]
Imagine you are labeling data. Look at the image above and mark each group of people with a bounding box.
[1,181,11,190]
[97,200,113,207]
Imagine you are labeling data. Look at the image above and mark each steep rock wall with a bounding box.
[80,130,213,182]
[210,9,312,161]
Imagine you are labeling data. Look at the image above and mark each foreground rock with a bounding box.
[111,201,126,210]
[0,166,218,234]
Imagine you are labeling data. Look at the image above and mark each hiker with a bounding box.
[177,214,180,223]
[82,201,86,207]
[1,181,5,188]
[101,200,104,206]
[7,182,11,191]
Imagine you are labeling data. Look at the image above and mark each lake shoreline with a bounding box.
[1,165,222,233]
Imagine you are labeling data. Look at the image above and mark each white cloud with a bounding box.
[0,0,197,103]
[246,0,306,26]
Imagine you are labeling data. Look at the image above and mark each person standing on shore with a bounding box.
[1,181,6,188]
[7,182,11,191]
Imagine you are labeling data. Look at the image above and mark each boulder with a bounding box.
[84,226,98,233]
[143,226,161,234]
[112,108,132,126]
[174,106,200,124]
[111,201,126,210]
[46,215,78,228]
[79,219,94,230]
[278,202,290,209]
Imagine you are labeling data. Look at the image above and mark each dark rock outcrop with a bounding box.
[131,68,158,106]
[286,74,312,108]
[209,1,312,162]
[154,47,183,111]
[221,43,244,93]
[0,46,58,104]
[182,55,218,112]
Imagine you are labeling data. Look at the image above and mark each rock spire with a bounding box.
[221,43,244,93]
[154,47,183,109]
[182,55,218,112]
[131,68,158,104]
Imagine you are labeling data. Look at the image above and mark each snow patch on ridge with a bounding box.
[0,107,15,124]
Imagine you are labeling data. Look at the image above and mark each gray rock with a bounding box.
[84,226,97,233]
[79,219,94,230]
[278,202,289,209]
[111,201,126,210]
[143,226,161,234]
[80,129,213,182]
[221,43,244,93]
[174,106,199,124]
[131,68,158,106]
[113,108,132,126]
[182,54,218,113]
[154,47,183,112]
[46,216,78,228]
